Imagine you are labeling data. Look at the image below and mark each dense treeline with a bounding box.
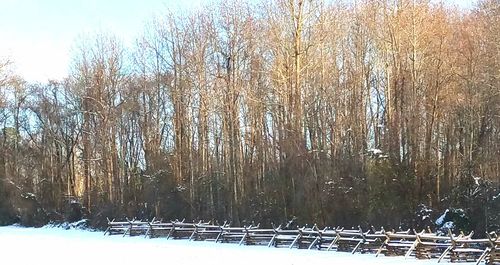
[0,0,499,232]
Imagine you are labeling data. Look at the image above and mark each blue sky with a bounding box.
[0,0,208,82]
[0,0,477,82]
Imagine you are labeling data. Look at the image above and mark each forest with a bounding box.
[0,0,498,233]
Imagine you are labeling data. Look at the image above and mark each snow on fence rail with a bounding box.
[104,218,500,265]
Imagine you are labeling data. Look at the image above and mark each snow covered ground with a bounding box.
[0,225,476,265]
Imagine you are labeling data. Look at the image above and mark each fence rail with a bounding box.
[105,218,500,265]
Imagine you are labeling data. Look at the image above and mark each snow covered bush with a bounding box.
[413,204,434,230]
[435,208,472,235]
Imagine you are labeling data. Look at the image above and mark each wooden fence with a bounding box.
[104,218,500,265]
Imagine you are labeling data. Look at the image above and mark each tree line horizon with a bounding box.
[0,0,498,232]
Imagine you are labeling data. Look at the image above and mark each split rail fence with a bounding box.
[104,218,500,265]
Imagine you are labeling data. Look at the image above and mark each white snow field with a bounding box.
[0,225,476,265]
